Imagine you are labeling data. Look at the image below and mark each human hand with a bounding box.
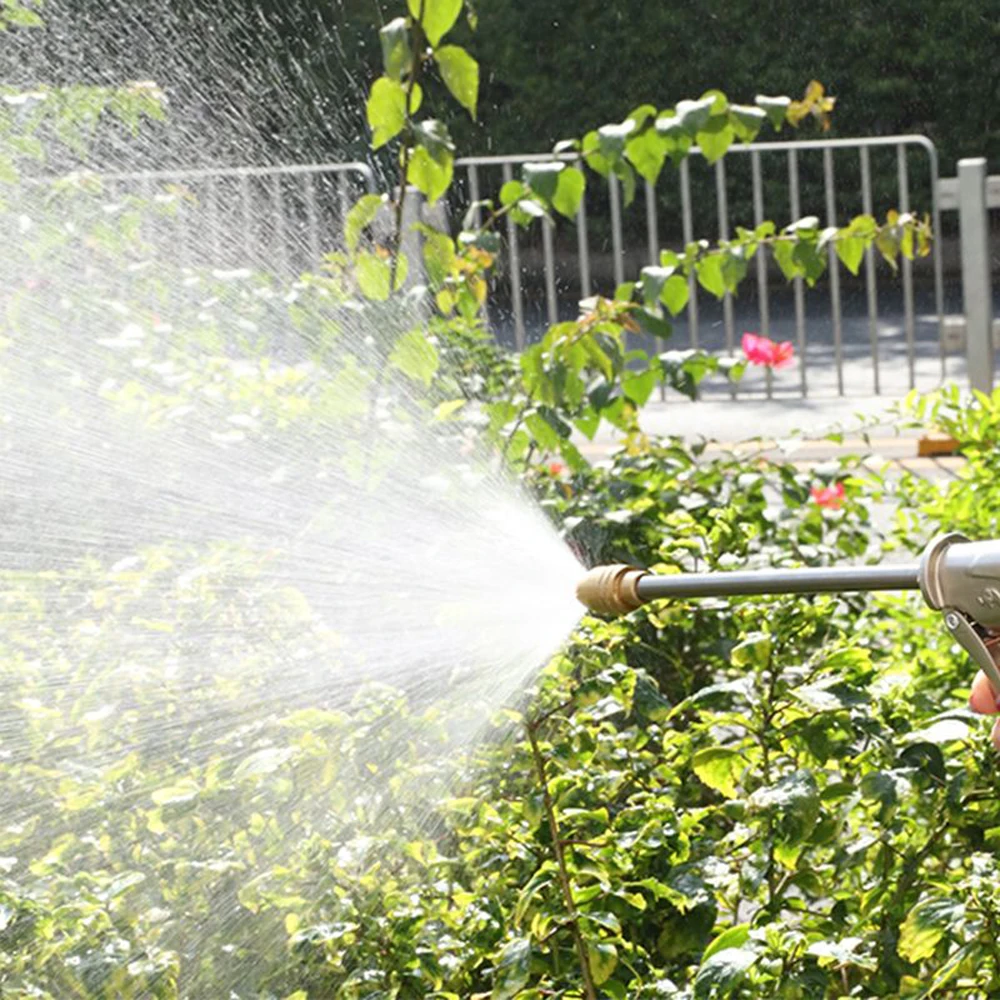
[969,670,1000,749]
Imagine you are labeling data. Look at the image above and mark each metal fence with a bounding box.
[88,139,1000,401]
[98,160,376,276]
[453,136,947,400]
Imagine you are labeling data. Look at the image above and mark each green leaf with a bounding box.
[614,160,637,206]
[344,194,384,253]
[597,120,635,163]
[692,747,743,798]
[835,234,865,275]
[635,307,673,339]
[421,226,456,288]
[367,76,406,149]
[355,250,407,300]
[389,329,439,385]
[720,248,748,292]
[500,179,527,206]
[749,770,820,845]
[523,161,563,202]
[662,274,690,315]
[626,129,668,184]
[435,45,478,118]
[552,166,585,218]
[492,937,531,1000]
[898,898,964,963]
[696,255,726,299]
[623,368,657,407]
[675,96,715,135]
[772,239,799,281]
[755,94,791,130]
[696,118,734,164]
[582,130,610,177]
[587,941,618,986]
[408,0,462,46]
[641,265,674,305]
[702,924,750,963]
[379,17,412,80]
[693,947,758,999]
[860,769,910,811]
[407,121,455,203]
[792,238,825,285]
[730,105,767,143]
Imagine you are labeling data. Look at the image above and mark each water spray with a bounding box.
[577,532,1000,691]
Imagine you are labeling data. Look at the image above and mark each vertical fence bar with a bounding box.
[788,149,807,396]
[860,146,881,394]
[751,149,772,399]
[173,180,191,277]
[138,177,157,320]
[305,171,321,263]
[542,217,558,327]
[823,148,845,395]
[715,158,736,397]
[609,172,626,349]
[608,172,625,289]
[271,174,290,278]
[337,172,351,246]
[468,163,483,227]
[467,164,491,330]
[206,176,222,267]
[958,157,994,394]
[897,144,916,389]
[576,166,592,300]
[239,172,254,262]
[929,147,947,381]
[680,157,698,349]
[645,179,659,266]
[502,162,526,350]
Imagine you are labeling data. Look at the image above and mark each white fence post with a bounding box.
[958,157,994,394]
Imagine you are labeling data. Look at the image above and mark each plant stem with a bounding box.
[388,0,427,294]
[526,722,598,1000]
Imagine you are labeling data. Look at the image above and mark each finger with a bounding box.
[970,670,1000,715]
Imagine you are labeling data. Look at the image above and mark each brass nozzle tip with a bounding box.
[576,564,647,616]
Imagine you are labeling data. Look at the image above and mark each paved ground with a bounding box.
[582,391,965,488]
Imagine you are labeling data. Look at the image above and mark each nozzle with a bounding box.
[576,564,648,615]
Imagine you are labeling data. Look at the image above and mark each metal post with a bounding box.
[398,185,425,291]
[958,157,994,394]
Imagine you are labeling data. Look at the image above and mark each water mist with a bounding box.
[0,3,583,994]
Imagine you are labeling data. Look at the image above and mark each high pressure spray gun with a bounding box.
[576,532,1000,692]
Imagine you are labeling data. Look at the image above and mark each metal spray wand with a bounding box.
[576,532,1000,692]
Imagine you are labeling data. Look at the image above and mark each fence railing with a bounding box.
[89,140,1000,400]
[98,160,376,277]
[454,136,946,401]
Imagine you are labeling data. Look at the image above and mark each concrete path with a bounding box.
[583,392,965,484]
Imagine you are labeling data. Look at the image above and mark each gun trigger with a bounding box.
[943,607,1000,693]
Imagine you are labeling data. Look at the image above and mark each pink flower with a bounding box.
[742,332,795,369]
[811,482,845,510]
[547,461,566,477]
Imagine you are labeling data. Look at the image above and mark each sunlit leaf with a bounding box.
[407,0,462,46]
[435,45,478,118]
